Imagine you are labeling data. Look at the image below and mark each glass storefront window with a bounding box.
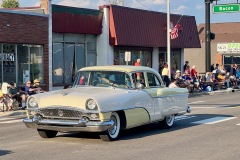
[2,44,16,83]
[87,42,96,66]
[53,43,64,84]
[223,55,240,72]
[52,41,96,84]
[114,50,152,67]
[17,45,29,85]
[17,45,44,85]
[64,43,75,83]
[30,46,44,83]
[76,43,85,71]
[0,44,43,85]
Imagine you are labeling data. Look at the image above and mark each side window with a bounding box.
[147,73,161,87]
[132,72,145,87]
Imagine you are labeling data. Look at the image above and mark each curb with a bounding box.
[189,88,240,98]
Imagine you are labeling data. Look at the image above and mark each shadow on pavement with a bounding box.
[0,150,13,157]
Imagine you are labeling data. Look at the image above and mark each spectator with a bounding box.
[184,65,191,77]
[32,79,44,94]
[24,81,38,95]
[171,66,175,80]
[183,61,189,72]
[134,59,141,80]
[169,79,179,88]
[229,74,238,89]
[191,65,200,91]
[162,62,170,87]
[79,76,85,85]
[210,64,215,72]
[215,63,219,70]
[205,72,215,90]
[7,81,26,109]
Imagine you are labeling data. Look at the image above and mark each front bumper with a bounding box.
[23,117,114,132]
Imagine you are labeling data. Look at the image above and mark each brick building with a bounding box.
[0,10,49,89]
[184,22,240,73]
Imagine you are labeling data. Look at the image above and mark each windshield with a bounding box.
[73,71,132,89]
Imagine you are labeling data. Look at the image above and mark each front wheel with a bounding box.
[159,114,175,129]
[100,112,120,141]
[37,129,58,138]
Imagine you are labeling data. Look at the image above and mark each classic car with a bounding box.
[23,65,191,141]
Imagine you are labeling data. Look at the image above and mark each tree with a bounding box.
[1,0,19,8]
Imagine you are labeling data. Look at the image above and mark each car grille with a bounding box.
[37,109,83,119]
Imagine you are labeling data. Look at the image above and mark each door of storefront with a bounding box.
[158,51,181,75]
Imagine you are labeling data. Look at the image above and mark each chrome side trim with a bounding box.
[23,117,114,132]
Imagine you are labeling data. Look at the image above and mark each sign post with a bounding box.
[125,51,131,65]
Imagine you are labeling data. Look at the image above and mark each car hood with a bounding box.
[32,87,150,112]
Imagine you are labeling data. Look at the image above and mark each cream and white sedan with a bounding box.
[23,65,190,141]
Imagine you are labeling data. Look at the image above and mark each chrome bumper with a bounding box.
[23,117,114,132]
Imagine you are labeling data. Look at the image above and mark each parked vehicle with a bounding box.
[23,65,191,141]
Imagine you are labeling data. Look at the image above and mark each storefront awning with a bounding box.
[52,5,103,35]
[109,5,201,48]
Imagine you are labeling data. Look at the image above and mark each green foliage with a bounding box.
[1,0,19,8]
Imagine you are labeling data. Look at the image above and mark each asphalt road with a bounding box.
[0,92,240,160]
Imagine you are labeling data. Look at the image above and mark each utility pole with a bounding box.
[205,0,211,72]
[167,0,171,79]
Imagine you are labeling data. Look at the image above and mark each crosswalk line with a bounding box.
[0,118,23,123]
[188,101,204,104]
[192,117,236,124]
[175,115,196,121]
[237,123,240,126]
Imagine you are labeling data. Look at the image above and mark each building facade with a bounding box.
[184,22,240,73]
[1,3,201,90]
[0,10,49,89]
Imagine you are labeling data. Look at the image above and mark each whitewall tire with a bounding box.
[100,112,121,141]
[159,114,175,129]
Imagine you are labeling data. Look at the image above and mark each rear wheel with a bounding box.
[37,129,58,138]
[159,114,175,129]
[100,112,120,141]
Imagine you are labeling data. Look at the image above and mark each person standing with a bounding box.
[134,59,141,80]
[183,61,189,72]
[162,62,170,87]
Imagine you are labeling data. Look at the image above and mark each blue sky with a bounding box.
[2,0,240,25]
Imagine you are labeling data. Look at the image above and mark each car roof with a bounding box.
[79,65,158,74]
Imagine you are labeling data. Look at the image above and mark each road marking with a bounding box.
[191,107,216,109]
[228,106,240,109]
[188,101,204,104]
[237,123,240,126]
[175,115,196,121]
[192,117,236,124]
[0,119,22,123]
[0,117,23,123]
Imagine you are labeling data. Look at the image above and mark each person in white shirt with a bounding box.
[169,79,179,88]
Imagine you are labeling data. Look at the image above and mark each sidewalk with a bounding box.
[0,109,27,118]
[189,88,240,98]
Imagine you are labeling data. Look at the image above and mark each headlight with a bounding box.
[86,99,98,110]
[27,97,38,108]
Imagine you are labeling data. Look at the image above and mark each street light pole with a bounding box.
[205,0,211,72]
[167,0,171,78]
[48,0,53,91]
